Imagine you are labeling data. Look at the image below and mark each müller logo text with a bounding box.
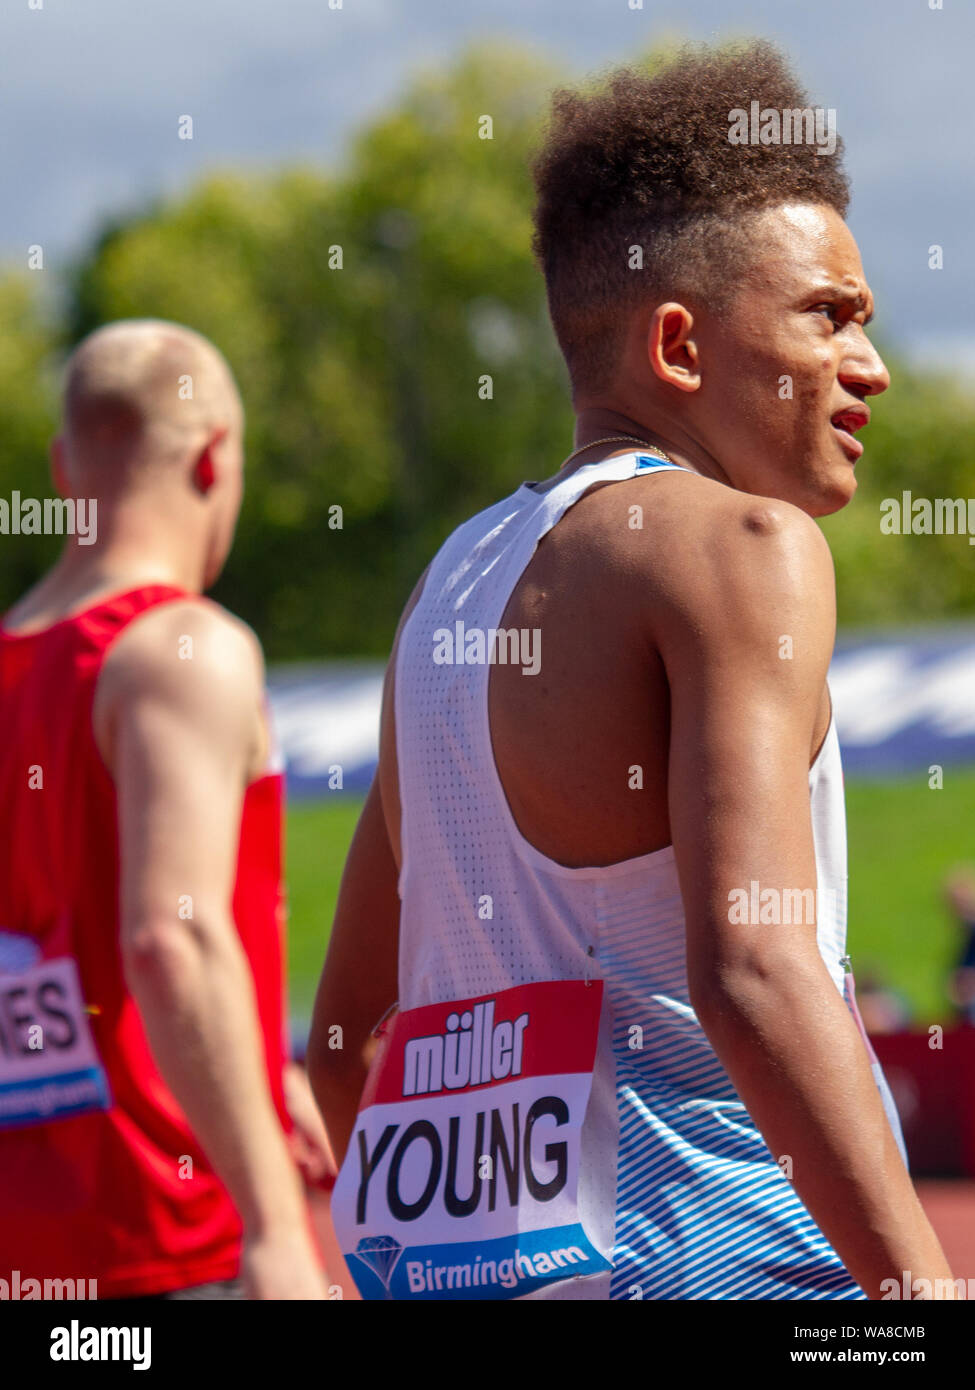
[403,1000,530,1097]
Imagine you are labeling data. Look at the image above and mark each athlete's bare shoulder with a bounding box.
[583,468,834,632]
[95,597,266,775]
[101,596,263,691]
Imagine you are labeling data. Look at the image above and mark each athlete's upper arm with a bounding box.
[653,497,837,1005]
[377,563,431,869]
[96,602,264,948]
[308,569,430,1155]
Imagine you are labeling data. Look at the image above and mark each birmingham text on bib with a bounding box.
[332,979,610,1300]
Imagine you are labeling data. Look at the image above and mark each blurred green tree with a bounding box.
[0,42,971,653]
[63,44,572,658]
[0,273,60,603]
[822,359,975,628]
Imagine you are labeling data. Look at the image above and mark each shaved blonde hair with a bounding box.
[62,319,243,479]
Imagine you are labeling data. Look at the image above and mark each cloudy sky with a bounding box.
[3,0,972,371]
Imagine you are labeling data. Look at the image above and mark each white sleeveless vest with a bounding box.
[334,451,906,1302]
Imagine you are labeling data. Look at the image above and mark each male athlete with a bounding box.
[310,42,955,1299]
[0,320,329,1299]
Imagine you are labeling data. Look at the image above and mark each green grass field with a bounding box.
[285,767,975,1027]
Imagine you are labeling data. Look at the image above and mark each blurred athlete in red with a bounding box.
[0,319,329,1299]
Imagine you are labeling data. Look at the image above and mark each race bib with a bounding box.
[0,954,112,1129]
[332,979,610,1300]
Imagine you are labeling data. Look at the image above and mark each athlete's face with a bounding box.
[695,203,889,516]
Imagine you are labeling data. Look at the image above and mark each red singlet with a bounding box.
[0,585,290,1297]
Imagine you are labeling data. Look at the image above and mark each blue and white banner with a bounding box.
[268,628,975,796]
[268,662,384,798]
[831,629,975,774]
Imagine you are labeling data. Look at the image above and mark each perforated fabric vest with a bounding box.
[395,451,905,1300]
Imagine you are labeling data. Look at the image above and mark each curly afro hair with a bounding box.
[532,40,850,393]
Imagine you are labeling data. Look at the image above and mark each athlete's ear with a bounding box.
[50,435,70,499]
[193,429,227,496]
[647,303,702,393]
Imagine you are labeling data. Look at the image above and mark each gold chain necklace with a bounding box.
[561,433,677,469]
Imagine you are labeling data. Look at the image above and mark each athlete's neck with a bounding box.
[5,530,206,630]
[570,407,729,486]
